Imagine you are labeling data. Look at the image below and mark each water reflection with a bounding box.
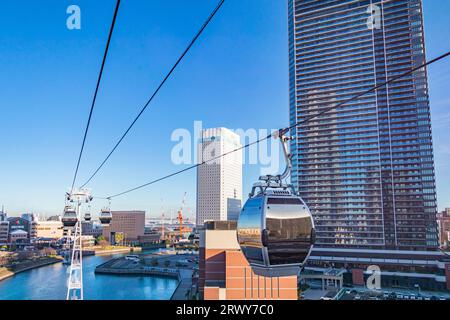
[0,253,178,300]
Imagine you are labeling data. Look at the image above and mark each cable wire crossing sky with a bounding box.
[0,0,449,216]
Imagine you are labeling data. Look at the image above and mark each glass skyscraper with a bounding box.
[288,0,439,251]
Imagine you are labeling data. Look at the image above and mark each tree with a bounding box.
[0,252,12,267]
[16,251,34,261]
[98,240,109,248]
[96,235,109,248]
[40,247,56,257]
[115,233,125,246]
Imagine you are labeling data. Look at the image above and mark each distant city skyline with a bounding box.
[0,0,449,215]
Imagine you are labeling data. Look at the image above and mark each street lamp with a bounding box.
[414,284,421,296]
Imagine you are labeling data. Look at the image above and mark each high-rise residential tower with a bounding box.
[0,211,8,245]
[288,0,438,251]
[196,128,243,226]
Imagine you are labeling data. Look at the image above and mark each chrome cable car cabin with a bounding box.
[62,206,78,228]
[84,204,92,222]
[99,208,112,225]
[237,129,315,277]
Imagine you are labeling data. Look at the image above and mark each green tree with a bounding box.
[40,247,56,257]
[96,235,109,248]
[115,233,125,246]
[99,240,109,248]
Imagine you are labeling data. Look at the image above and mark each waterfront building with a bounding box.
[20,214,38,239]
[21,213,37,222]
[7,217,36,244]
[0,222,9,245]
[46,215,61,222]
[81,235,95,247]
[102,211,145,244]
[81,221,103,238]
[9,230,28,243]
[288,0,445,290]
[0,211,8,245]
[196,128,243,226]
[199,221,298,300]
[137,231,161,247]
[36,220,64,239]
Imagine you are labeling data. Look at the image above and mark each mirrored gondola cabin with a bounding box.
[99,208,112,225]
[237,187,315,277]
[62,206,78,228]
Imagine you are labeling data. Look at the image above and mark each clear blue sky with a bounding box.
[0,0,449,218]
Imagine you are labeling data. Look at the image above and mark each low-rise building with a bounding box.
[7,217,36,243]
[9,229,28,243]
[102,211,145,244]
[81,235,95,247]
[199,221,298,300]
[47,215,61,222]
[438,208,450,249]
[137,232,161,247]
[306,247,450,291]
[36,220,64,239]
[81,221,103,238]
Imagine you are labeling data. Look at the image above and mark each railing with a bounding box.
[95,263,180,279]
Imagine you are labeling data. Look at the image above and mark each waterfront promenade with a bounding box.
[0,253,178,300]
[170,268,194,300]
[0,246,140,283]
[92,246,142,256]
[94,253,198,300]
[0,256,63,282]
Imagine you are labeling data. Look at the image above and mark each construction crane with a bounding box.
[160,199,165,241]
[177,192,187,239]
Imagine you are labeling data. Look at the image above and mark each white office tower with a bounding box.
[196,128,242,226]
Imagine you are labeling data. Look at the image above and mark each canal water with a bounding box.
[0,252,178,300]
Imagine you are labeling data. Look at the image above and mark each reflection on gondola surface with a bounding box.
[266,197,313,266]
[99,208,112,225]
[62,206,77,228]
[237,129,315,277]
[237,197,264,265]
